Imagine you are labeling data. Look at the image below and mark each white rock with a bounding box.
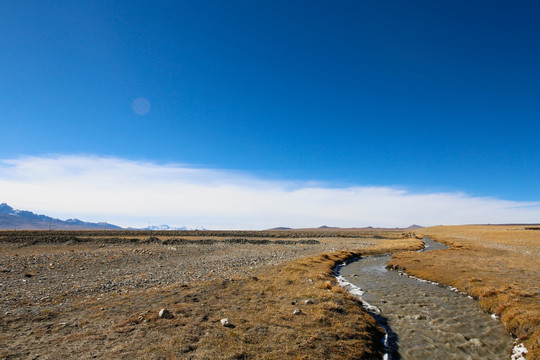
[293,309,302,315]
[220,318,231,327]
[158,308,173,319]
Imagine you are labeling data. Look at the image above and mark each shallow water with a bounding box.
[339,238,514,359]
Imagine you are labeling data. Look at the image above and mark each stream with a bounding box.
[337,238,515,359]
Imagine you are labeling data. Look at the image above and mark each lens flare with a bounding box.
[131,97,151,115]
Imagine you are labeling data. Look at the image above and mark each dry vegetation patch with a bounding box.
[0,230,420,359]
[387,225,540,359]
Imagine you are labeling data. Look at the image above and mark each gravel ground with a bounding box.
[0,238,374,317]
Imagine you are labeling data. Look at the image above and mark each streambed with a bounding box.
[338,238,514,359]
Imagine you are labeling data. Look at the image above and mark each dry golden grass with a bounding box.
[387,225,540,359]
[103,236,421,359]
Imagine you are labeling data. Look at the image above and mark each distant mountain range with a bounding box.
[0,203,123,230]
[0,203,425,231]
[144,224,204,231]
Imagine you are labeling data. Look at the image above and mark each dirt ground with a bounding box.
[0,230,420,359]
[387,225,540,360]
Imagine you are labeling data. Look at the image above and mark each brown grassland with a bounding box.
[387,225,540,359]
[0,230,421,359]
[2,226,538,359]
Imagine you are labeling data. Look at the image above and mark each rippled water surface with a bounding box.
[339,238,514,359]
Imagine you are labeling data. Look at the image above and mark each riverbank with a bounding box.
[0,230,421,359]
[387,225,540,360]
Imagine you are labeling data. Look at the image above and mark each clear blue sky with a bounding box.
[2,1,539,202]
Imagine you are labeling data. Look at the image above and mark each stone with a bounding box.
[469,338,484,347]
[293,309,302,315]
[158,309,173,319]
[304,299,314,304]
[220,318,232,327]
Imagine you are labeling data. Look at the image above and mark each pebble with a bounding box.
[469,338,484,347]
[220,318,232,327]
[293,309,302,315]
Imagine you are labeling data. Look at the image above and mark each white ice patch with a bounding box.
[400,271,473,297]
[334,262,381,314]
[511,342,528,360]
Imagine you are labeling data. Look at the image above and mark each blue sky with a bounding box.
[1,1,540,227]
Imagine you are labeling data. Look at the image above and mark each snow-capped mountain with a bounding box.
[144,224,205,231]
[0,203,123,230]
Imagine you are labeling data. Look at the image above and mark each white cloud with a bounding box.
[1,154,539,229]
